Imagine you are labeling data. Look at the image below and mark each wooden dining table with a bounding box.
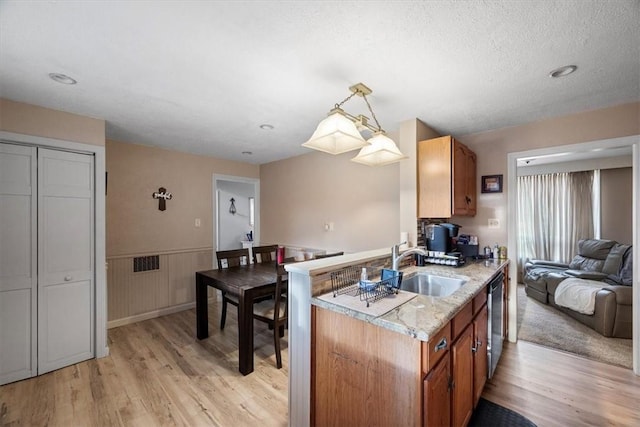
[195,262,278,375]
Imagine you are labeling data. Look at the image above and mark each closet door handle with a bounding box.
[64,275,73,281]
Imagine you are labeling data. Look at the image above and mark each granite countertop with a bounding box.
[311,258,508,342]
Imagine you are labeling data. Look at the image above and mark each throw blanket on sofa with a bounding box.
[555,278,604,315]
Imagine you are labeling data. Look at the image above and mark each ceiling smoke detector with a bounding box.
[549,65,577,78]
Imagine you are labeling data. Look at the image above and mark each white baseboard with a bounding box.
[107,297,217,329]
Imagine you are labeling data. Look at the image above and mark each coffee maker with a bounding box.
[426,223,461,253]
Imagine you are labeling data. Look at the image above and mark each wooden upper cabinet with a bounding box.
[418,136,477,218]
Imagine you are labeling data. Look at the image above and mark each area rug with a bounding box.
[469,398,536,427]
[516,284,632,369]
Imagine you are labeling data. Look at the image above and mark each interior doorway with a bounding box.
[507,134,639,375]
[213,175,260,252]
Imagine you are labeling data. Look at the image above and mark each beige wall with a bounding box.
[106,139,259,257]
[452,102,640,249]
[0,98,105,145]
[260,148,400,253]
[601,167,633,245]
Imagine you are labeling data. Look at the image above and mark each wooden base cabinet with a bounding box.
[312,306,422,427]
[312,282,495,427]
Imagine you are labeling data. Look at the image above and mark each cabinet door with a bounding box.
[452,140,477,216]
[452,140,468,215]
[451,324,474,427]
[473,304,488,406]
[417,136,453,218]
[466,150,477,215]
[424,355,450,427]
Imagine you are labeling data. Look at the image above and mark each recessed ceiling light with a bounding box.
[242,151,252,155]
[48,73,77,85]
[260,124,274,130]
[549,65,577,78]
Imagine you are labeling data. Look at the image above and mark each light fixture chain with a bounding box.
[362,94,383,131]
[334,91,358,109]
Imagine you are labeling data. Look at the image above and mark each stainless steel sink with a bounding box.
[401,273,467,297]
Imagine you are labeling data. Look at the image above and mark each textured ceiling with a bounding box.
[1,1,638,164]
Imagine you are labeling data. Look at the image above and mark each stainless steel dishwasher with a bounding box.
[487,270,504,378]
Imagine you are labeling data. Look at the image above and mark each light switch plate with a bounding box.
[488,218,500,228]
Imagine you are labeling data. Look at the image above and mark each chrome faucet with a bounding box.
[391,242,428,271]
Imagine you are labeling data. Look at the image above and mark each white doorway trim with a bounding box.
[212,174,260,252]
[507,134,639,375]
[0,130,108,359]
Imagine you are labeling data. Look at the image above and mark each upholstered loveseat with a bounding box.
[523,239,633,339]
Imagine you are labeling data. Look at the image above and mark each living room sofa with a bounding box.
[523,239,633,339]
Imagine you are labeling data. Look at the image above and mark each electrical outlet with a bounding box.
[324,223,330,231]
[488,218,500,228]
[195,218,201,228]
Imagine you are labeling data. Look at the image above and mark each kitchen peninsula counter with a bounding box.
[311,259,508,342]
[285,248,509,427]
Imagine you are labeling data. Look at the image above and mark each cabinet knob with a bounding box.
[471,340,482,353]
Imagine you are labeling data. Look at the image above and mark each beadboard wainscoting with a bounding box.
[107,248,214,328]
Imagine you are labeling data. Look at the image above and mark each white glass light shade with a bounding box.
[302,110,367,155]
[351,132,408,166]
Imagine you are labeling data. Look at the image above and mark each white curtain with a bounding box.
[517,171,595,271]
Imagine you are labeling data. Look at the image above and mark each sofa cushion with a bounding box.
[602,243,631,275]
[604,246,633,286]
[568,239,616,272]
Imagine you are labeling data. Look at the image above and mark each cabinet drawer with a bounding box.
[451,301,473,340]
[473,289,487,315]
[422,323,451,374]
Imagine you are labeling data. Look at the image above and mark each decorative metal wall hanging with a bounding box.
[229,198,237,215]
[153,187,172,211]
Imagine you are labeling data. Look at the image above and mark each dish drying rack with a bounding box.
[330,266,404,307]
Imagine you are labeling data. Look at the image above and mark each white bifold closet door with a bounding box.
[0,144,37,385]
[0,143,94,384]
[37,148,94,374]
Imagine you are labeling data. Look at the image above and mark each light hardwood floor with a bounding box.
[484,340,640,427]
[0,300,288,427]
[1,301,639,426]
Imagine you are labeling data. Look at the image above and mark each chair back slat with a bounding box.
[216,248,249,269]
[252,244,278,264]
[273,260,291,321]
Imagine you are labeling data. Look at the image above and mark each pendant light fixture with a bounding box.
[351,132,407,166]
[302,83,407,166]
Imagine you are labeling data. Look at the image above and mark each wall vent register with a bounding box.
[133,255,160,272]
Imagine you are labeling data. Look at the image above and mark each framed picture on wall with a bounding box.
[481,174,503,193]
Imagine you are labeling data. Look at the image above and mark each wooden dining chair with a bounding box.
[216,248,250,330]
[252,244,278,264]
[252,259,291,369]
